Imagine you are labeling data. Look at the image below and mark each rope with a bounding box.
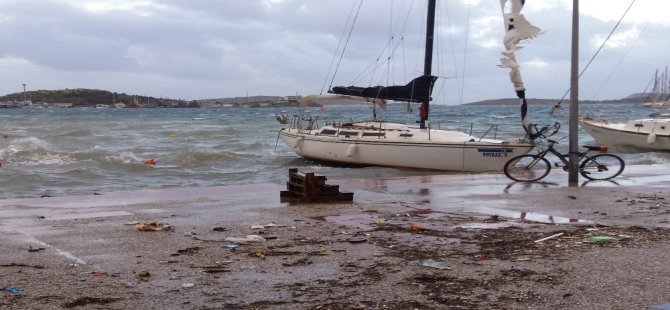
[326,0,364,93]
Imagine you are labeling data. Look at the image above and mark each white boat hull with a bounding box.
[580,118,670,151]
[279,123,533,172]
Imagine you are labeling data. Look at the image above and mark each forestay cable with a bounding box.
[551,0,637,113]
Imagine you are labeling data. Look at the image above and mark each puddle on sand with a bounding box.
[454,207,593,228]
[46,211,133,221]
[516,211,592,225]
[320,213,380,229]
[311,207,592,230]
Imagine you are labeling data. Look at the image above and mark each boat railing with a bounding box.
[433,120,517,141]
[289,114,320,131]
[478,124,499,141]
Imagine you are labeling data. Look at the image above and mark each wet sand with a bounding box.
[1,164,670,309]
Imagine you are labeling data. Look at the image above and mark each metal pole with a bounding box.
[22,83,26,102]
[568,0,579,186]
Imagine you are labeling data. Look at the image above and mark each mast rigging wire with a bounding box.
[324,0,364,94]
[551,0,637,113]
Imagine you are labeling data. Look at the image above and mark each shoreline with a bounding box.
[1,166,670,309]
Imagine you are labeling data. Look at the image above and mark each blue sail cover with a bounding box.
[329,75,438,103]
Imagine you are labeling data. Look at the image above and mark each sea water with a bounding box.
[0,103,667,199]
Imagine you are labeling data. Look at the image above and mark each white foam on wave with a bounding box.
[627,152,670,165]
[20,153,77,166]
[105,151,142,164]
[0,142,77,166]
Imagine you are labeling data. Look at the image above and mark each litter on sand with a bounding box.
[584,236,617,244]
[135,221,172,231]
[224,235,266,244]
[534,232,565,243]
[420,259,451,270]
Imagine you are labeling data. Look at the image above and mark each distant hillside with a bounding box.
[0,88,198,107]
[467,96,646,105]
[0,89,300,108]
[2,88,651,108]
[198,96,283,105]
[0,88,199,108]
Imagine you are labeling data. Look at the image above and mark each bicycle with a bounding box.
[503,123,625,182]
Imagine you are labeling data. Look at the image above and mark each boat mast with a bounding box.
[419,0,436,129]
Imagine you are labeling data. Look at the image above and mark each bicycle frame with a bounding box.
[533,140,601,168]
[504,124,625,182]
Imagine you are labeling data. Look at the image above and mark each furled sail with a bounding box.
[499,0,541,136]
[328,75,438,103]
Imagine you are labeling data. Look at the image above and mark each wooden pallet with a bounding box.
[280,168,353,203]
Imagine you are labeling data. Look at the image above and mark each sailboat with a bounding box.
[639,68,670,107]
[580,66,670,151]
[580,115,670,151]
[278,0,539,172]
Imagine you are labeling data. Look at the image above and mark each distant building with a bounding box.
[286,95,303,103]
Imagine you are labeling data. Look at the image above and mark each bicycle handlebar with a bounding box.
[528,122,561,140]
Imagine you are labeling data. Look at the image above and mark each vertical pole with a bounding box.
[22,83,26,102]
[568,0,579,186]
[420,0,436,129]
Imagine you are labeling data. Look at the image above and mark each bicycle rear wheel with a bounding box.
[579,154,625,180]
[504,155,551,182]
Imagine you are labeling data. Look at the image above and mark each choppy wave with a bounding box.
[0,143,77,167]
[0,104,667,199]
[173,149,237,166]
[104,151,144,164]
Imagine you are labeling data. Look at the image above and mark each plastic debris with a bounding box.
[28,246,45,252]
[0,263,44,269]
[5,287,20,294]
[135,221,171,231]
[224,235,265,244]
[212,227,226,232]
[250,225,265,230]
[143,159,156,165]
[137,270,151,281]
[474,255,490,261]
[348,236,367,243]
[201,266,230,273]
[420,259,451,270]
[585,236,617,244]
[181,283,195,288]
[410,225,425,232]
[534,232,565,243]
[176,247,200,255]
[221,244,240,249]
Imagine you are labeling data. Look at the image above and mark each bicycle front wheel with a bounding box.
[504,155,551,182]
[579,154,625,180]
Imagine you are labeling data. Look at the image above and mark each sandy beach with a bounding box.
[2,164,670,309]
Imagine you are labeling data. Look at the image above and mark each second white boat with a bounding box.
[580,116,670,151]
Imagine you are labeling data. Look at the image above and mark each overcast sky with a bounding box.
[0,0,667,104]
